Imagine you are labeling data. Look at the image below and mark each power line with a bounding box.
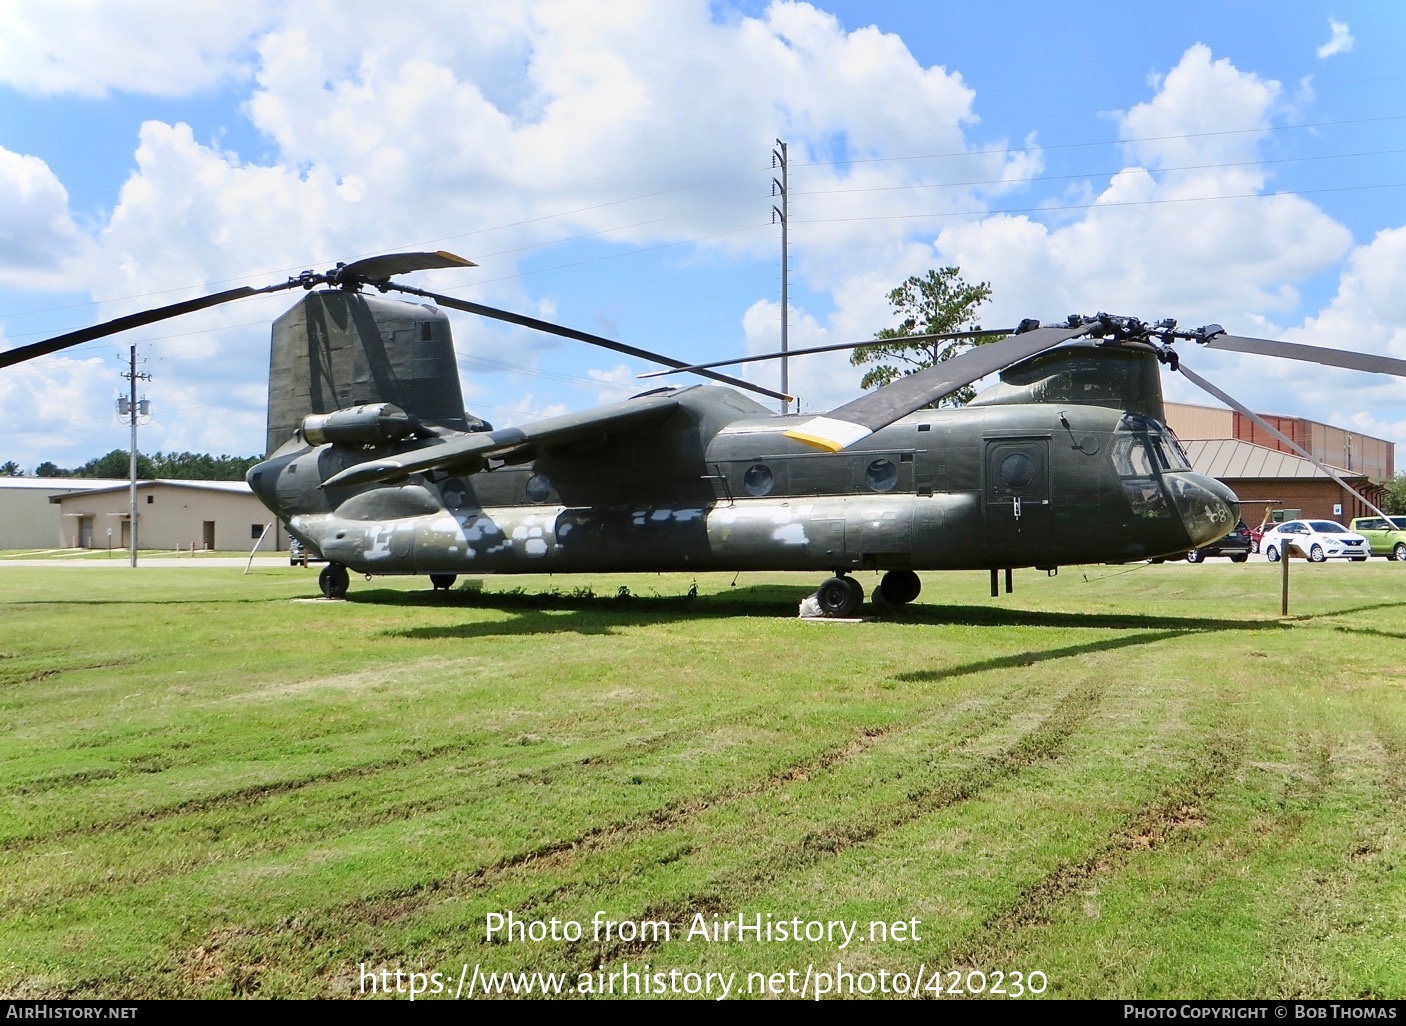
[791,180,1406,227]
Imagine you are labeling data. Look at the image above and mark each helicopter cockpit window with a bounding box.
[743,464,774,497]
[1111,436,1154,477]
[525,473,553,503]
[1111,415,1188,476]
[1113,414,1176,518]
[865,458,898,492]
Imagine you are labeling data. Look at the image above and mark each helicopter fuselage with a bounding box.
[248,383,1240,579]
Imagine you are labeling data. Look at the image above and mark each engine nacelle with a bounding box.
[302,403,422,446]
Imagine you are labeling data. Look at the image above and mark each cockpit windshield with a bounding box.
[1111,414,1191,476]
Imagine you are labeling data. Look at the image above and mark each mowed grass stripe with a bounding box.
[1,565,1404,998]
[6,624,1128,996]
[300,658,1138,986]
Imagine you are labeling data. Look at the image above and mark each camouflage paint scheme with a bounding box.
[248,340,1240,580]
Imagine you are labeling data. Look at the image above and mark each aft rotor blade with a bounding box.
[387,284,792,403]
[1175,358,1393,524]
[636,328,1015,379]
[785,323,1093,451]
[0,283,290,369]
[1205,333,1406,378]
[341,251,476,281]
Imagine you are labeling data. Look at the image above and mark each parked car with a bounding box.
[1177,519,1254,562]
[1260,520,1370,562]
[288,538,325,566]
[1249,522,1267,553]
[1347,516,1406,560]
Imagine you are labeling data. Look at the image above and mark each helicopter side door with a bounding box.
[983,436,1052,564]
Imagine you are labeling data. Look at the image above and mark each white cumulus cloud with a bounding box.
[1316,19,1353,59]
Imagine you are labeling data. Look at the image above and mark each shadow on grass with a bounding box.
[1299,600,1406,619]
[372,583,1296,641]
[1326,623,1406,641]
[894,629,1192,683]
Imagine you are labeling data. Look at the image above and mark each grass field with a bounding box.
[1,560,1403,1000]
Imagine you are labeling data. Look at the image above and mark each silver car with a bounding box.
[1261,520,1370,562]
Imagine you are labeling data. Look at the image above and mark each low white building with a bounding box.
[46,480,285,552]
[0,478,128,549]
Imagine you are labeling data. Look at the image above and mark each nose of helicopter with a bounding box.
[246,458,280,512]
[1167,472,1241,547]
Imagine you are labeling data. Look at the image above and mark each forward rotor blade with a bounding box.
[636,328,1016,379]
[0,283,290,370]
[785,323,1093,451]
[1175,358,1393,524]
[1205,333,1406,378]
[341,251,476,281]
[386,284,792,403]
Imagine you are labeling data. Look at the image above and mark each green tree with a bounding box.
[1381,473,1406,515]
[63,450,262,481]
[74,450,156,479]
[0,461,23,476]
[34,462,66,477]
[850,267,997,406]
[147,451,262,480]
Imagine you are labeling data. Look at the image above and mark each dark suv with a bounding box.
[1181,519,1253,563]
[1158,520,1259,559]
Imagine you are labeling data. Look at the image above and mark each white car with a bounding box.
[1261,520,1370,562]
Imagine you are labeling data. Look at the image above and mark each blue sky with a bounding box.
[1,0,1404,473]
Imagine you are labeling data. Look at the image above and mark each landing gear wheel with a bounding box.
[1266,546,1281,562]
[319,563,350,599]
[1393,543,1406,562]
[429,574,457,591]
[816,576,861,617]
[1350,556,1368,562]
[1230,554,1249,563]
[1309,544,1326,563]
[1185,549,1205,563]
[876,569,922,605]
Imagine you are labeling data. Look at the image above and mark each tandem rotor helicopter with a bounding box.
[5,251,1404,611]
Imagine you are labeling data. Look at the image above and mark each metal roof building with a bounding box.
[1181,439,1380,525]
[0,478,128,549]
[47,480,286,552]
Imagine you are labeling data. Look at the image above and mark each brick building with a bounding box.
[1165,403,1393,525]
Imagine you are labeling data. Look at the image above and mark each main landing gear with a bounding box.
[318,563,350,599]
[813,570,922,616]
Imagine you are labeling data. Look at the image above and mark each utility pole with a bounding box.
[119,345,151,568]
[772,139,789,415]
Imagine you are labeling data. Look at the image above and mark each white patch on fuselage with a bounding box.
[715,504,794,527]
[465,517,502,542]
[364,527,394,560]
[773,524,807,545]
[524,538,548,557]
